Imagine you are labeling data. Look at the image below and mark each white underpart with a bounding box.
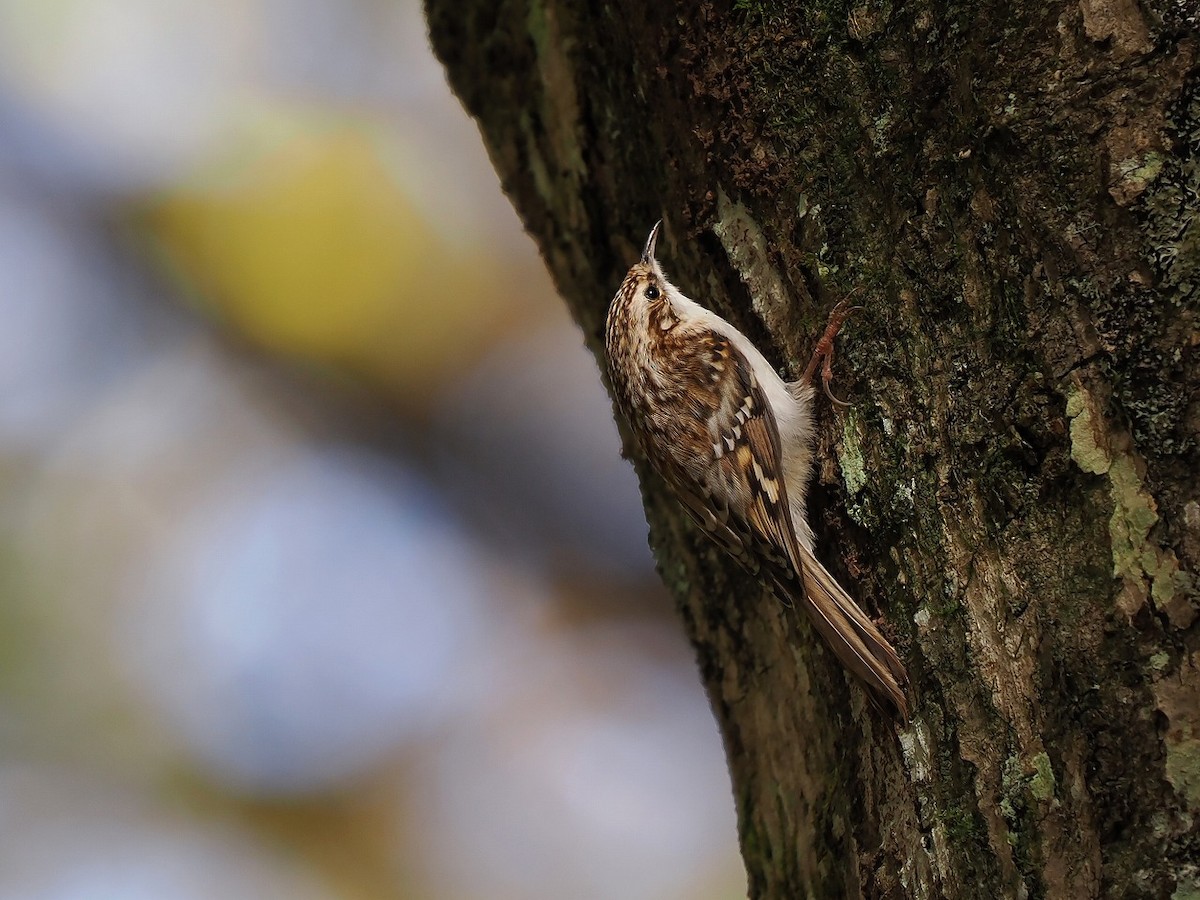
[651,262,818,551]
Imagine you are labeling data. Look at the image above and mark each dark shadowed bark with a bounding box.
[426,2,1199,897]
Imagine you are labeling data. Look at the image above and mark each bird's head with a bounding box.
[610,220,680,330]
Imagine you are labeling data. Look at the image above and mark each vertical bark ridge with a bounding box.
[427,1,1199,896]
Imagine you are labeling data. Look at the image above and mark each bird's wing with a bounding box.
[658,329,908,717]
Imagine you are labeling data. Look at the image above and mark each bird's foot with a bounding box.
[801,300,862,407]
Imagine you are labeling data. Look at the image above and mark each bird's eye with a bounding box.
[644,284,660,300]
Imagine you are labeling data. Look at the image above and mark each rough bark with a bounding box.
[426,2,1199,897]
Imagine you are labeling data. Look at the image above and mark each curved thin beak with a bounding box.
[641,220,662,263]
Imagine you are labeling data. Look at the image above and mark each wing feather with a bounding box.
[650,329,908,717]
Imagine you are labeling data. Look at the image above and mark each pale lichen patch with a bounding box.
[1185,501,1200,530]
[899,717,932,784]
[1173,875,1200,900]
[837,415,869,498]
[1066,386,1111,475]
[1153,652,1200,812]
[1066,380,1195,625]
[1110,151,1166,205]
[1029,752,1057,803]
[712,186,795,346]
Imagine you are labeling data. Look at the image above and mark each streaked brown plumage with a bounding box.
[605,221,908,718]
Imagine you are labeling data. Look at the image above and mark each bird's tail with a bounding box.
[780,543,909,719]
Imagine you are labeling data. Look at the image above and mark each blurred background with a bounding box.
[0,0,746,897]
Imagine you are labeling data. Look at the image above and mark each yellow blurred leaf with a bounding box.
[145,121,514,395]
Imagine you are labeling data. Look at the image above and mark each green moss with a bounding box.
[523,0,586,221]
[999,754,1023,823]
[996,751,1059,869]
[740,813,761,860]
[524,134,553,207]
[526,0,549,58]
[938,801,985,845]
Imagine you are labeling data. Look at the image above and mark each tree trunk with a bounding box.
[426,2,1199,897]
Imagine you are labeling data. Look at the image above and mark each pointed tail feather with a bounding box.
[782,544,909,719]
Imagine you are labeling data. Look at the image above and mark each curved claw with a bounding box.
[802,301,863,405]
[824,374,852,407]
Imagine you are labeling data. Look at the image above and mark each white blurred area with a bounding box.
[0,1,745,898]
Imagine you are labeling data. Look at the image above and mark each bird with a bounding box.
[604,220,908,718]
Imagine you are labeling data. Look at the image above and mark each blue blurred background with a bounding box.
[0,1,745,897]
